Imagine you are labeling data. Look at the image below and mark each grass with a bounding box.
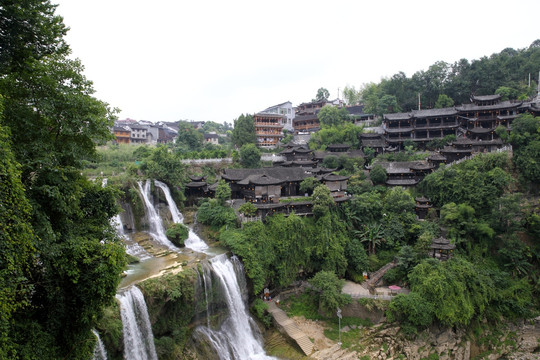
[283,291,324,320]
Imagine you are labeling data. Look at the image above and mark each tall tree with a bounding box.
[0,2,126,358]
[342,85,361,105]
[314,87,330,102]
[317,105,349,128]
[176,120,203,151]
[232,113,256,147]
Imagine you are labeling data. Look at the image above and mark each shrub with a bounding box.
[166,223,189,247]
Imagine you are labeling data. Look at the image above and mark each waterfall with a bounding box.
[112,214,152,261]
[117,286,158,360]
[92,329,108,360]
[195,254,275,360]
[154,180,209,252]
[137,180,179,251]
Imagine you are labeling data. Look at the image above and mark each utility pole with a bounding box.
[337,307,342,346]
[418,93,421,110]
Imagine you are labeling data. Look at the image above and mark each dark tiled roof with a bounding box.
[384,112,411,121]
[409,162,435,171]
[360,133,383,139]
[452,138,473,145]
[293,114,319,123]
[204,133,219,139]
[468,127,495,134]
[471,94,501,102]
[428,153,447,161]
[430,236,455,250]
[411,107,458,118]
[322,174,350,181]
[189,175,205,181]
[185,181,207,188]
[346,105,366,115]
[456,101,522,112]
[386,179,419,186]
[222,167,310,183]
[415,196,430,202]
[327,144,350,150]
[374,161,424,174]
[441,146,473,153]
[238,174,283,186]
[362,139,386,148]
[386,127,414,133]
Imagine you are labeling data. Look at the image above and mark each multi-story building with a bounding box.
[382,94,540,149]
[254,112,284,148]
[113,125,131,144]
[261,101,294,131]
[130,123,149,144]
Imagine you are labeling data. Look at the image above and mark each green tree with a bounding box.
[239,143,261,168]
[0,120,36,357]
[299,177,320,195]
[317,105,349,128]
[434,94,454,108]
[495,86,518,101]
[314,87,330,102]
[0,2,126,357]
[342,85,361,105]
[510,114,540,184]
[309,271,351,314]
[176,121,203,151]
[370,164,387,185]
[312,184,333,218]
[232,114,256,147]
[215,179,231,205]
[238,202,257,216]
[354,223,385,255]
[377,94,401,115]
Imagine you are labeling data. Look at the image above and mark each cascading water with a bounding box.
[113,214,152,261]
[137,180,179,251]
[92,329,108,360]
[195,254,276,360]
[154,180,209,252]
[117,286,158,360]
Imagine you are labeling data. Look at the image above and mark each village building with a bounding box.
[204,132,219,145]
[430,236,455,261]
[415,196,433,220]
[261,101,295,132]
[129,123,149,144]
[346,105,377,126]
[370,160,435,187]
[254,112,285,148]
[113,125,131,144]
[221,167,311,201]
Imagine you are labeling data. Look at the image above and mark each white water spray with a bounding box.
[117,286,158,360]
[92,329,108,360]
[112,214,152,261]
[154,180,208,252]
[196,255,276,360]
[137,180,179,251]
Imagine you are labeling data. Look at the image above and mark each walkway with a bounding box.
[267,300,314,356]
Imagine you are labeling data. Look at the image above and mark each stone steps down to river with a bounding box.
[267,300,314,356]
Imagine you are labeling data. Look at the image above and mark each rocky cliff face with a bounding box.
[350,317,540,360]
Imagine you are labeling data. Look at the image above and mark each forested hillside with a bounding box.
[350,40,540,114]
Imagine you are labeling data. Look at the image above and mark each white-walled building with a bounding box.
[262,101,294,131]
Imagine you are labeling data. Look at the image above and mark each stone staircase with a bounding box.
[267,301,314,356]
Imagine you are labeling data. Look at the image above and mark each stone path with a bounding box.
[267,300,314,356]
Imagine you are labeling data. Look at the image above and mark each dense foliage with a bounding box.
[165,223,189,247]
[232,114,256,147]
[0,2,127,358]
[357,41,540,113]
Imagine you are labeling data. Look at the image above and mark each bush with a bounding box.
[166,223,189,247]
[309,271,352,314]
[251,299,272,328]
[370,164,387,185]
[238,202,257,216]
[197,199,237,230]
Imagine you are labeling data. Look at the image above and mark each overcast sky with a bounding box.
[54,0,540,124]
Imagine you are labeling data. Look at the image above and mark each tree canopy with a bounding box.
[232,114,256,147]
[0,2,126,358]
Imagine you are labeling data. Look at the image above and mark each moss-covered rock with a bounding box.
[95,299,123,360]
[138,270,197,359]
